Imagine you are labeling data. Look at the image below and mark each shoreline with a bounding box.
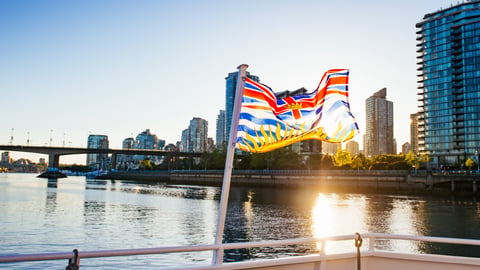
[96,170,480,195]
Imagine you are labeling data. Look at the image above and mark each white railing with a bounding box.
[2,233,480,269]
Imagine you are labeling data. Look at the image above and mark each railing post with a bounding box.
[368,235,375,252]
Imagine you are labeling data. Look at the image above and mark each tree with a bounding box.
[139,159,152,170]
[351,154,369,170]
[465,158,475,170]
[306,154,322,170]
[320,154,335,169]
[404,151,416,167]
[333,149,353,168]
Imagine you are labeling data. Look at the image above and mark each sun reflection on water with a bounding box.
[312,193,367,253]
[310,193,431,254]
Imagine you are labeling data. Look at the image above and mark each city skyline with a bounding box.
[0,0,458,164]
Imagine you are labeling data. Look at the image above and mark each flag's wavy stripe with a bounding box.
[236,69,359,153]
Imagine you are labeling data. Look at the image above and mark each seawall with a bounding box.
[99,170,480,194]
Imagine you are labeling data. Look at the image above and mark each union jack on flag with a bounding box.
[236,69,359,153]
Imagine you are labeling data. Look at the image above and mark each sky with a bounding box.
[0,0,459,165]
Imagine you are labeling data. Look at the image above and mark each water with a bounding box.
[1,173,480,269]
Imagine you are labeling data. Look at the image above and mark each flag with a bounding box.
[235,69,359,153]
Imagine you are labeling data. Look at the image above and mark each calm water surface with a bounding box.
[1,173,480,269]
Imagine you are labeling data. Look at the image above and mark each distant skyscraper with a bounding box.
[216,109,226,149]
[1,152,11,164]
[322,142,340,155]
[416,1,480,166]
[134,129,160,162]
[86,134,109,169]
[365,88,395,156]
[402,142,411,154]
[181,129,188,152]
[118,137,135,168]
[225,70,259,142]
[183,117,208,152]
[410,113,419,154]
[345,140,359,156]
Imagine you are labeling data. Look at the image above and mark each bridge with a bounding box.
[0,145,203,177]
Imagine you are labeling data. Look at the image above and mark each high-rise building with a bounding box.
[410,113,419,154]
[182,117,208,152]
[345,140,360,156]
[322,142,340,155]
[86,135,109,169]
[181,129,188,152]
[1,152,11,164]
[225,71,259,142]
[118,137,135,168]
[402,142,411,154]
[416,1,480,167]
[134,129,160,163]
[216,109,226,149]
[365,88,395,156]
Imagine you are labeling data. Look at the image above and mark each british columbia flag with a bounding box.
[236,69,359,153]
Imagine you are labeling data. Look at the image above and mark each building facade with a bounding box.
[182,117,208,153]
[134,129,160,163]
[345,140,360,156]
[225,71,259,142]
[322,142,340,155]
[216,109,226,150]
[118,137,135,169]
[365,88,395,156]
[1,152,10,164]
[410,113,419,154]
[86,134,109,169]
[402,142,411,154]
[416,1,480,167]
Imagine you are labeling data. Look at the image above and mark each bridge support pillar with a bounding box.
[473,181,477,193]
[38,153,66,179]
[451,180,455,192]
[111,153,117,170]
[48,154,60,169]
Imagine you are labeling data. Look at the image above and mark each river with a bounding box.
[1,173,480,269]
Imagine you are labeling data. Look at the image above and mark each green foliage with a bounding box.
[333,149,353,167]
[404,151,416,166]
[139,159,153,170]
[370,162,389,170]
[143,148,434,171]
[351,154,369,170]
[390,160,412,170]
[235,153,252,170]
[306,154,322,170]
[465,158,475,170]
[320,154,335,169]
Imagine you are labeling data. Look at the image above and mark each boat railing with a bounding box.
[2,233,480,269]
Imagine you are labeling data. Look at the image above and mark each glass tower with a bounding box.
[86,134,109,169]
[225,71,259,143]
[365,88,395,156]
[416,1,480,167]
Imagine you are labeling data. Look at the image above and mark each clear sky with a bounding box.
[0,0,458,165]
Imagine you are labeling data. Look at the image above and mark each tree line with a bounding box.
[161,149,434,171]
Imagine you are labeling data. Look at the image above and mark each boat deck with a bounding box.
[2,233,480,269]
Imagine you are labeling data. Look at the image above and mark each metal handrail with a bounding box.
[2,233,480,268]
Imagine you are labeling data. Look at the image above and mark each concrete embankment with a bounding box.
[96,170,170,181]
[100,170,480,193]
[169,171,425,193]
[97,170,480,194]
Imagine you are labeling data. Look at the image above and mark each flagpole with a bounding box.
[212,64,248,265]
